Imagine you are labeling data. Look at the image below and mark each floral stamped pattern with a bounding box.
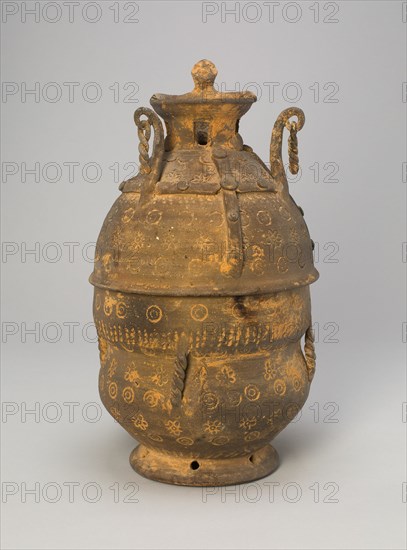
[124,364,140,386]
[239,416,257,431]
[108,359,118,379]
[216,365,236,385]
[165,419,182,436]
[132,413,148,431]
[264,359,278,381]
[151,366,169,387]
[203,420,223,435]
[110,406,121,421]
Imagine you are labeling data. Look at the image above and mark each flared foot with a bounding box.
[130,444,279,486]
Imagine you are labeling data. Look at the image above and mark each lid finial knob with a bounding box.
[191,59,218,91]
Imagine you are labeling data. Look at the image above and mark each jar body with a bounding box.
[94,284,312,485]
[91,186,316,296]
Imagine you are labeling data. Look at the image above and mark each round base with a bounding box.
[130,444,279,486]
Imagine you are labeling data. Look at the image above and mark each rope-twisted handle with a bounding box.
[304,323,316,382]
[169,351,189,410]
[123,107,164,199]
[167,335,190,412]
[269,107,305,191]
[137,118,152,174]
[287,121,299,175]
[134,107,163,174]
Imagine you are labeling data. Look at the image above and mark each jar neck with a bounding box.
[162,112,244,151]
[150,99,253,151]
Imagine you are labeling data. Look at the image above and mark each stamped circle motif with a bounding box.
[211,435,229,446]
[285,403,300,421]
[143,390,162,408]
[277,256,289,273]
[108,381,118,400]
[201,392,219,411]
[274,379,287,396]
[225,390,242,407]
[122,386,135,404]
[190,304,209,322]
[176,436,194,446]
[148,432,163,442]
[279,205,291,221]
[256,210,272,226]
[116,302,127,319]
[104,302,113,316]
[146,305,163,324]
[244,384,261,401]
[146,209,162,224]
[292,375,302,392]
[244,431,260,441]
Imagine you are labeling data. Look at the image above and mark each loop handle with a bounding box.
[304,322,316,382]
[269,107,305,191]
[120,107,164,201]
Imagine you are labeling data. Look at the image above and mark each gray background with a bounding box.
[1,1,406,549]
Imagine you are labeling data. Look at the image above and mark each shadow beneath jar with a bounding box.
[273,420,339,463]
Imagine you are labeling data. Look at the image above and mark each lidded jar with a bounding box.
[90,60,319,486]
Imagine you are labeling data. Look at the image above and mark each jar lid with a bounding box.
[150,60,256,116]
